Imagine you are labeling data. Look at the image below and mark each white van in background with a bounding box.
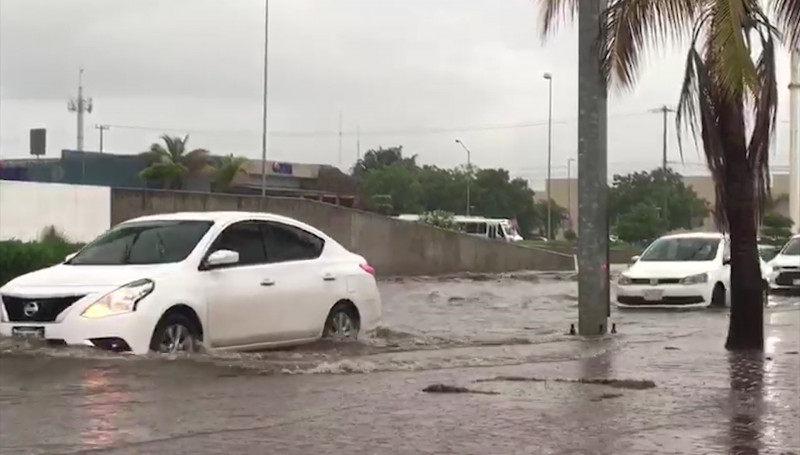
[394,215,523,243]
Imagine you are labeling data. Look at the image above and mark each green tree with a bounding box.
[352,146,418,179]
[360,165,424,215]
[609,168,709,236]
[538,0,799,351]
[212,155,249,192]
[533,199,567,238]
[139,135,212,189]
[614,203,663,243]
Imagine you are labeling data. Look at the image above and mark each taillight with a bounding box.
[359,263,375,276]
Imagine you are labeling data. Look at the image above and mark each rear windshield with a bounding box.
[68,220,213,265]
[639,237,720,262]
[781,237,800,256]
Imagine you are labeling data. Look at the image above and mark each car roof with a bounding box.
[123,211,331,239]
[660,231,725,240]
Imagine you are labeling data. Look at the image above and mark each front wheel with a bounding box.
[323,304,360,339]
[150,313,200,353]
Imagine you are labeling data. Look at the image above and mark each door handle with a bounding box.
[323,274,336,282]
[260,279,275,287]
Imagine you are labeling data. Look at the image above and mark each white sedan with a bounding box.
[0,212,382,354]
[767,234,800,291]
[616,232,769,309]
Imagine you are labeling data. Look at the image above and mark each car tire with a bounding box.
[323,303,360,340]
[150,312,201,353]
[710,284,726,308]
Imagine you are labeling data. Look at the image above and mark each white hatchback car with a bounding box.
[0,212,382,354]
[616,232,769,309]
[767,234,800,291]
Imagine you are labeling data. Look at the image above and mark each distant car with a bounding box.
[767,234,800,291]
[0,212,382,354]
[616,232,769,309]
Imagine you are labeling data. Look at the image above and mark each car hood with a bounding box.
[1,263,181,295]
[769,254,800,268]
[625,261,716,278]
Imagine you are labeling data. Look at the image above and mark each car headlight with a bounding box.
[680,273,708,285]
[81,279,154,319]
[618,275,632,285]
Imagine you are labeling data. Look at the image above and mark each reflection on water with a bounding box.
[727,352,765,455]
[80,367,127,448]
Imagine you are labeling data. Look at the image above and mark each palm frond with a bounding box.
[537,0,579,38]
[677,31,730,231]
[706,0,758,98]
[771,0,800,47]
[213,155,250,190]
[600,0,697,89]
[746,16,779,225]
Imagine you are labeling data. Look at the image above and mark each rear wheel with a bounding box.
[150,313,200,353]
[323,303,360,339]
[710,284,726,308]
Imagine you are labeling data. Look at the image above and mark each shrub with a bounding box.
[419,210,457,230]
[0,240,83,287]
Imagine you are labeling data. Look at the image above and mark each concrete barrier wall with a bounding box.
[0,181,111,242]
[111,189,575,275]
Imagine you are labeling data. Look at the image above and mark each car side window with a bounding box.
[207,222,267,267]
[262,222,324,263]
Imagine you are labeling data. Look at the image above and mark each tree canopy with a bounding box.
[353,146,557,235]
[608,168,709,242]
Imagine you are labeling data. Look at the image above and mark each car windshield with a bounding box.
[67,220,213,265]
[639,237,720,262]
[781,237,800,256]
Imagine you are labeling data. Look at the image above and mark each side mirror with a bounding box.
[723,257,731,266]
[64,252,77,262]
[205,249,239,269]
[630,255,640,263]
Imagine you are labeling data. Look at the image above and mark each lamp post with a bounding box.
[455,139,472,216]
[543,72,554,240]
[260,0,270,198]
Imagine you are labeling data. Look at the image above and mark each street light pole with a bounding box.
[455,139,472,216]
[544,72,554,240]
[260,0,270,198]
[95,124,109,153]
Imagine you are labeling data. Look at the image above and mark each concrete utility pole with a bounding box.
[544,72,554,239]
[260,0,270,197]
[95,124,109,153]
[577,0,609,335]
[789,49,799,233]
[567,157,575,231]
[455,139,472,216]
[651,105,676,170]
[67,69,93,151]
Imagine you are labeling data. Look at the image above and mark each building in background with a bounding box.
[540,173,793,234]
[0,150,361,207]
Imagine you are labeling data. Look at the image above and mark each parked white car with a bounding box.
[767,234,800,291]
[616,232,769,309]
[0,212,382,354]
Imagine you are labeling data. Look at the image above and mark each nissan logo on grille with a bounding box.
[23,301,40,318]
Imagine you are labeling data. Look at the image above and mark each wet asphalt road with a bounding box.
[0,272,798,455]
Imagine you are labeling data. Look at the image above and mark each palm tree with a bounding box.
[139,135,212,189]
[213,154,250,192]
[539,0,799,350]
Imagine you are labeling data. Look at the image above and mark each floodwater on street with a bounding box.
[1,272,798,454]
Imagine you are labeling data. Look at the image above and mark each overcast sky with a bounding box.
[0,0,796,188]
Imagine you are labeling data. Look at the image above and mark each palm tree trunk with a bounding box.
[719,98,764,351]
